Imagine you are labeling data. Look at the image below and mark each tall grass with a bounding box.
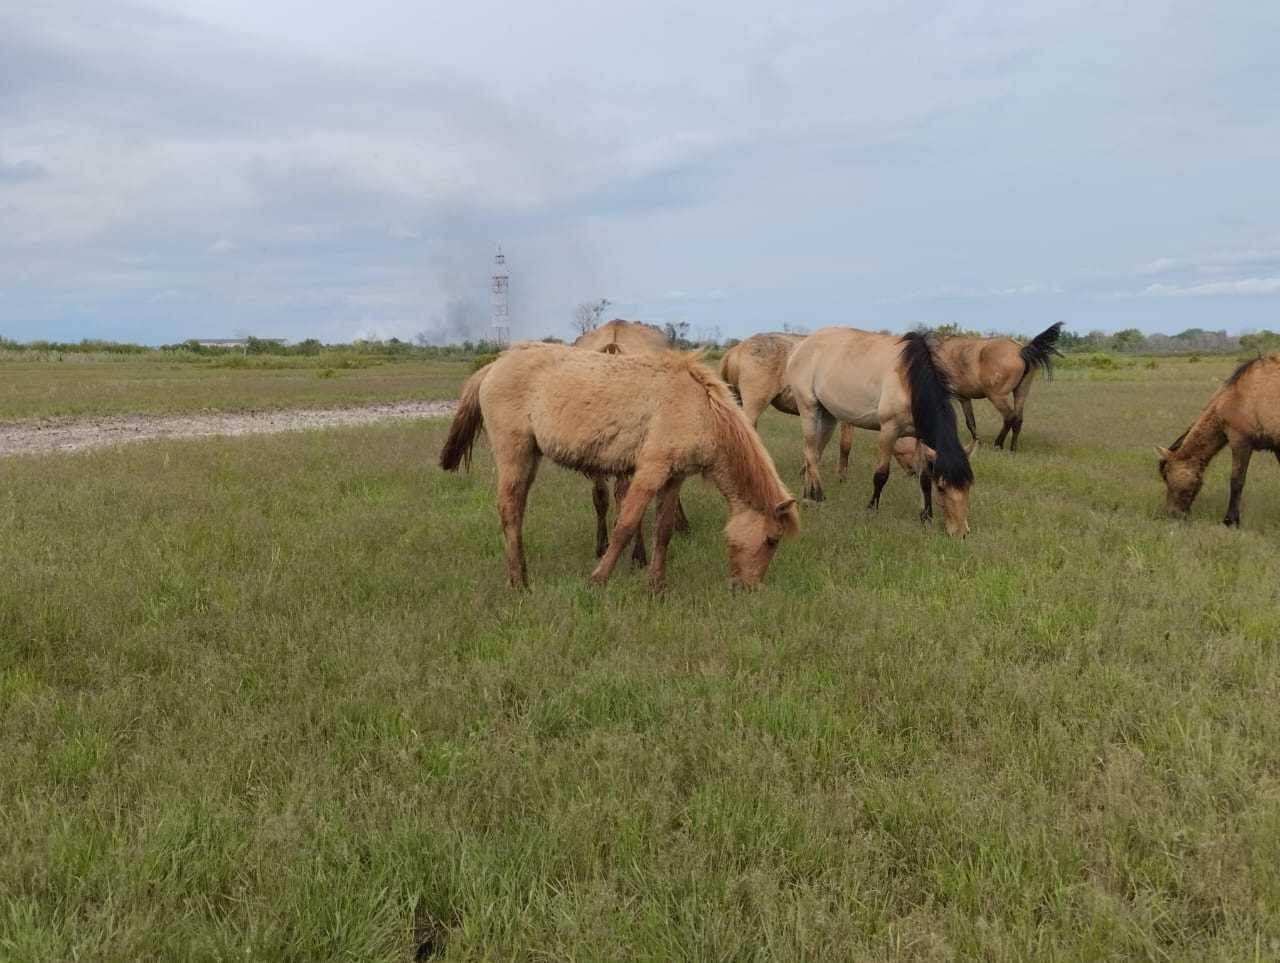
[2,360,1279,960]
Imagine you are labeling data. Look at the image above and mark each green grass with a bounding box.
[3,357,1280,960]
[0,358,470,419]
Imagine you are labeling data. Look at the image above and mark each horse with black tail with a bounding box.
[785,326,975,536]
[936,321,1063,451]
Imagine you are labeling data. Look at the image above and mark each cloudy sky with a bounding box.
[3,0,1279,344]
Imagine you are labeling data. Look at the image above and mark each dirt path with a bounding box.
[0,400,458,458]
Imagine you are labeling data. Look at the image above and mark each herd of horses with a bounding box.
[440,318,1280,590]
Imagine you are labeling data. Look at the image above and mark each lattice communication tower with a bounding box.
[490,247,510,347]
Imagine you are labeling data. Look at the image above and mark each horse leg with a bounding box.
[1009,376,1034,452]
[590,477,660,585]
[837,423,854,482]
[1223,437,1253,527]
[990,394,1016,449]
[674,498,691,534]
[800,405,836,502]
[590,473,610,557]
[958,398,979,442]
[614,475,648,566]
[741,390,769,429]
[496,448,541,589]
[868,426,898,511]
[918,463,934,524]
[647,479,684,593]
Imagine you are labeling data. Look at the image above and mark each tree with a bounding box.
[1240,330,1280,354]
[663,321,692,347]
[572,299,611,338]
[1113,328,1146,352]
[781,322,810,336]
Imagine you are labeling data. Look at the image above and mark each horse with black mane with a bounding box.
[785,327,975,536]
[937,321,1063,451]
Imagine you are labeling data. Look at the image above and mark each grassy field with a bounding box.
[0,357,471,419]
[3,357,1280,960]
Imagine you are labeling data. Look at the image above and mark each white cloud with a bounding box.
[1141,277,1280,297]
[1134,257,1179,275]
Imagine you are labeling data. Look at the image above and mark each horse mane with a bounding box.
[899,332,974,489]
[682,357,798,531]
[1224,355,1261,387]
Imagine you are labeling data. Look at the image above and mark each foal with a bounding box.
[440,343,798,590]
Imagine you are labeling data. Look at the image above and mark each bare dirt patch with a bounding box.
[0,400,458,458]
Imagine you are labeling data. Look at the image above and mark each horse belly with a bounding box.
[530,407,641,476]
[815,383,881,429]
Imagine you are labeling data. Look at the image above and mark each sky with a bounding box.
[2,0,1279,344]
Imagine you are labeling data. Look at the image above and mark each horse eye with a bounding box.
[765,536,780,547]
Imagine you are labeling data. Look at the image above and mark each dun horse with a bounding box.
[785,327,975,536]
[439,343,799,590]
[937,321,1063,451]
[719,333,859,481]
[573,319,690,562]
[1156,354,1280,526]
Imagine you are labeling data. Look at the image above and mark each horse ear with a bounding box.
[1154,446,1172,461]
[775,498,796,516]
[964,439,977,458]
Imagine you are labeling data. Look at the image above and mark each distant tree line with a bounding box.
[7,324,1280,361]
[916,324,1280,356]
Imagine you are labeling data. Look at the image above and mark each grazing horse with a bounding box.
[719,332,859,481]
[937,322,1063,451]
[785,327,975,536]
[1156,354,1280,527]
[573,319,691,562]
[439,343,799,591]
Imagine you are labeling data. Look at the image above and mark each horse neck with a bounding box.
[1174,410,1227,469]
[706,418,776,516]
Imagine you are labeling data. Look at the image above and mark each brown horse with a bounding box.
[573,318,690,560]
[1156,354,1280,527]
[937,321,1063,451]
[439,343,798,591]
[573,317,668,354]
[785,327,975,535]
[719,332,859,481]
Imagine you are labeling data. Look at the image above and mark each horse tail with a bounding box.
[719,344,743,404]
[900,332,973,490]
[438,364,489,471]
[1014,321,1064,392]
